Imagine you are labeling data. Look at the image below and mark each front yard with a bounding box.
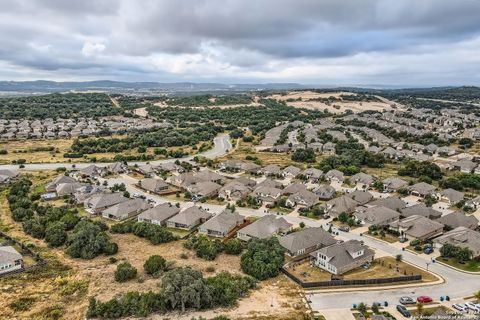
[438,256,480,272]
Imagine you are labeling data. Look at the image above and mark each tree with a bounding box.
[144,255,167,276]
[45,221,67,247]
[291,148,316,163]
[240,237,285,280]
[223,239,242,255]
[396,254,403,262]
[299,222,305,228]
[65,220,117,259]
[338,212,348,223]
[357,302,367,315]
[115,262,137,282]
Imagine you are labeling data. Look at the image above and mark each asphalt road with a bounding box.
[0,133,232,171]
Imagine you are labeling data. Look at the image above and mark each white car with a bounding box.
[465,302,480,313]
[452,303,468,312]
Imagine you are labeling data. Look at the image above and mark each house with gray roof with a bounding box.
[434,227,480,259]
[347,190,373,205]
[56,182,85,196]
[400,203,442,219]
[137,163,157,176]
[302,168,323,182]
[325,169,344,182]
[84,192,129,214]
[198,210,244,238]
[195,169,226,184]
[107,162,128,174]
[218,182,251,201]
[310,240,375,275]
[251,186,283,207]
[465,195,480,210]
[382,177,408,192]
[237,215,292,242]
[0,169,19,185]
[437,212,479,230]
[283,165,301,178]
[138,178,169,193]
[408,182,436,198]
[165,206,212,230]
[313,184,336,200]
[187,181,222,199]
[323,195,359,217]
[46,175,77,192]
[137,203,180,226]
[77,164,105,178]
[255,178,283,190]
[101,198,151,220]
[286,190,319,208]
[350,172,374,189]
[279,227,336,257]
[367,197,406,211]
[390,215,444,241]
[0,246,23,275]
[449,159,477,173]
[354,205,400,227]
[438,188,465,205]
[282,182,308,196]
[262,164,283,177]
[233,176,257,188]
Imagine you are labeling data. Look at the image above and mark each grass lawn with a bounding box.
[368,232,399,243]
[270,206,294,215]
[409,305,451,317]
[438,257,480,272]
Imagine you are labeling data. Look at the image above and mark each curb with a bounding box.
[435,260,480,275]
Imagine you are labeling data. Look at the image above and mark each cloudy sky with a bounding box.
[1,0,480,86]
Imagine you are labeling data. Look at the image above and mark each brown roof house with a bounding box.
[237,215,292,242]
[437,212,479,230]
[400,203,442,219]
[286,190,319,208]
[187,181,222,200]
[138,178,169,193]
[350,172,374,190]
[408,182,436,198]
[390,215,444,241]
[313,184,336,200]
[310,240,375,275]
[46,175,77,192]
[198,210,244,238]
[251,186,283,207]
[137,203,181,226]
[354,206,400,227]
[323,195,359,217]
[218,182,251,201]
[279,227,336,257]
[165,206,212,230]
[84,192,129,214]
[437,188,465,205]
[382,177,408,193]
[101,198,151,220]
[434,227,480,259]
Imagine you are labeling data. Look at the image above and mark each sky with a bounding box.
[1,0,480,86]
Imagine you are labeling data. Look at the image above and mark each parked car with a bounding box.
[465,302,480,313]
[399,296,415,305]
[339,226,350,232]
[417,296,433,303]
[423,247,434,254]
[452,303,468,312]
[396,305,411,317]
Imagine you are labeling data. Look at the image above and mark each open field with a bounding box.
[265,91,394,114]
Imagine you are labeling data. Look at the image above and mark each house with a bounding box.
[0,246,23,275]
[313,184,336,200]
[56,182,85,197]
[323,196,359,217]
[77,164,105,178]
[73,185,104,204]
[390,215,444,241]
[0,169,19,185]
[218,181,251,201]
[165,206,212,230]
[282,182,307,196]
[219,159,246,172]
[367,197,406,211]
[46,175,77,192]
[187,181,222,199]
[438,188,465,205]
[437,212,479,230]
[138,178,169,193]
[350,172,374,189]
[262,164,283,177]
[195,170,226,184]
[400,203,442,219]
[382,177,408,192]
[137,164,157,176]
[169,172,201,188]
[322,142,336,154]
[243,162,262,175]
[107,162,128,174]
[198,210,244,238]
[283,165,301,178]
[302,168,323,182]
[354,206,400,227]
[233,176,257,188]
[286,190,319,208]
[434,227,480,259]
[465,195,480,210]
[408,182,436,198]
[347,190,373,205]
[256,178,283,190]
[101,198,151,220]
[325,169,344,182]
[279,227,336,257]
[449,159,477,173]
[84,192,129,214]
[237,215,292,241]
[310,240,375,275]
[251,186,283,207]
[138,203,180,226]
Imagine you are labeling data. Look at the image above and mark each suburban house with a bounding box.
[313,185,336,200]
[408,182,436,198]
[138,178,169,193]
[400,203,442,219]
[233,176,257,188]
[251,186,283,207]
[390,215,444,241]
[195,170,226,184]
[325,169,344,182]
[84,192,129,214]
[107,162,128,174]
[310,240,375,275]
[437,212,479,230]
[101,198,151,220]
[278,227,336,257]
[262,164,283,177]
[255,179,283,190]
[137,203,180,226]
[323,196,359,217]
[449,159,477,173]
[46,175,77,192]
[187,181,222,200]
[237,215,292,242]
[218,182,251,201]
[137,164,157,176]
[286,190,319,208]
[165,206,212,230]
[0,246,23,275]
[382,177,408,192]
[354,205,400,227]
[438,188,465,205]
[76,164,105,178]
[367,197,406,211]
[350,172,374,189]
[434,227,480,259]
[347,190,373,205]
[56,182,85,197]
[283,165,301,178]
[282,182,308,196]
[302,168,323,182]
[198,210,244,238]
[465,195,480,210]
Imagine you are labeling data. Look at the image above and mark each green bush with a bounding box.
[240,237,285,280]
[115,262,137,282]
[144,255,168,276]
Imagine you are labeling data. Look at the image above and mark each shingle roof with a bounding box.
[437,212,479,230]
[312,240,374,270]
[199,211,244,234]
[166,206,211,226]
[0,246,22,264]
[239,215,292,239]
[355,205,400,226]
[400,203,442,219]
[279,227,336,253]
[138,203,180,222]
[390,215,444,239]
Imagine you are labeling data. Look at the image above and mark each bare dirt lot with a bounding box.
[266,91,394,114]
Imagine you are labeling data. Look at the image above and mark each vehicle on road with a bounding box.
[417,296,433,303]
[399,296,415,305]
[452,303,468,312]
[338,226,350,232]
[396,305,411,317]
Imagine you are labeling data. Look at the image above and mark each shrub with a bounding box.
[240,237,285,280]
[223,239,243,255]
[144,255,168,276]
[115,262,137,282]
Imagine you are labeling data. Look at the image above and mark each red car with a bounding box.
[417,296,433,303]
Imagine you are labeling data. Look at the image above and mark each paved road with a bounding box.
[0,133,232,171]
